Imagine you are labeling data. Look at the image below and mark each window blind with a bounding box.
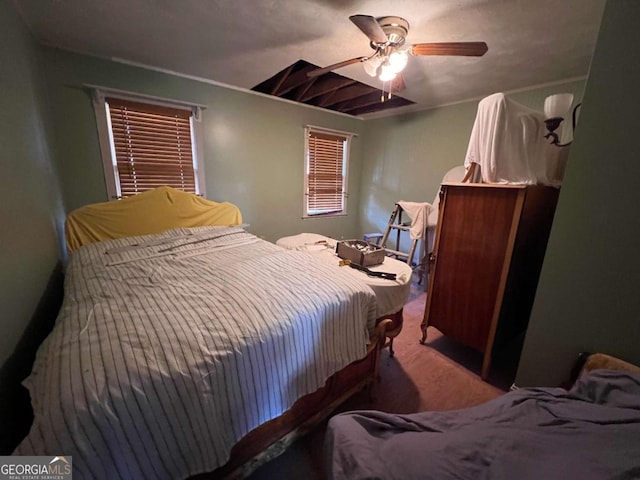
[107,97,196,197]
[307,130,347,214]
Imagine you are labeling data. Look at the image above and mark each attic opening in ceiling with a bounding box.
[251,60,414,116]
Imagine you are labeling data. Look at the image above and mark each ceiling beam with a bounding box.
[314,83,376,107]
[252,59,413,117]
[251,63,294,95]
[292,77,317,102]
[336,91,412,114]
[331,91,390,112]
[346,96,413,116]
[275,64,320,96]
[269,63,296,95]
[298,76,356,102]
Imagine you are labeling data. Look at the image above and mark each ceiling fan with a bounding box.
[307,15,488,90]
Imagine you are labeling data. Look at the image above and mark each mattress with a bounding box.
[275,233,412,318]
[15,226,378,479]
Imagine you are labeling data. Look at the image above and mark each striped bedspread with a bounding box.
[15,226,378,479]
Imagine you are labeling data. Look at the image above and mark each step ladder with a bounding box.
[380,203,419,266]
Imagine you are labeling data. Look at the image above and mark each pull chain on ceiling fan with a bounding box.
[307,14,488,92]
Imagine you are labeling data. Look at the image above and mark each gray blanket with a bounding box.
[326,370,640,480]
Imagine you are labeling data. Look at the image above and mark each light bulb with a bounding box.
[379,61,397,81]
[363,56,382,77]
[388,50,408,73]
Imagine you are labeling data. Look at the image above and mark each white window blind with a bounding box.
[106,97,197,197]
[305,128,350,216]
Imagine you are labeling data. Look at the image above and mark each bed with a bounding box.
[275,233,413,356]
[326,353,640,480]
[14,186,391,479]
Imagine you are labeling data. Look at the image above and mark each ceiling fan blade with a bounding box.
[307,57,367,78]
[411,42,488,57]
[349,15,388,44]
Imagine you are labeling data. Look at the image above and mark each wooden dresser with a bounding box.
[421,183,560,379]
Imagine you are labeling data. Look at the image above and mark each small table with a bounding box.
[276,233,413,356]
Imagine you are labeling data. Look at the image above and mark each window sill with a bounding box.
[302,212,348,219]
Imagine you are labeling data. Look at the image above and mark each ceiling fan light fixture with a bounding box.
[379,62,397,81]
[363,55,382,77]
[388,50,409,73]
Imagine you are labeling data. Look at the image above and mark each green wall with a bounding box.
[358,80,586,239]
[41,49,365,243]
[0,0,63,366]
[39,45,586,253]
[516,0,640,386]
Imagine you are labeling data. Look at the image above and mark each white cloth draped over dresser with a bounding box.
[464,92,570,186]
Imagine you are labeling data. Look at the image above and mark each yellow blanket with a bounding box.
[65,186,242,252]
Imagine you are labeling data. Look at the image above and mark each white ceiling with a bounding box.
[14,0,606,117]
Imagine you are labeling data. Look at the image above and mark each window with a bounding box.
[304,126,353,217]
[92,88,205,199]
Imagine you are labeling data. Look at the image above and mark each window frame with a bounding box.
[303,125,354,218]
[91,87,206,199]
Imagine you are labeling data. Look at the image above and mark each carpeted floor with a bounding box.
[248,278,518,479]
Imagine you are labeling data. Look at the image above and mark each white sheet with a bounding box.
[15,226,378,479]
[464,92,569,186]
[396,201,429,241]
[276,234,412,318]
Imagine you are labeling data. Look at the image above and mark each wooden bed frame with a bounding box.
[201,319,391,479]
[64,186,392,479]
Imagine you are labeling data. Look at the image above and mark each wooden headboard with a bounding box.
[65,186,242,252]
